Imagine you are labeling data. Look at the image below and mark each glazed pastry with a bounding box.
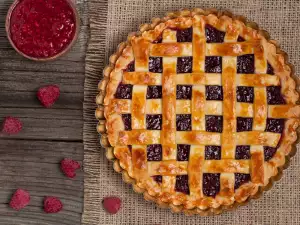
[96,9,300,215]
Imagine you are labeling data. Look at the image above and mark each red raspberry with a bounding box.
[37,85,60,108]
[60,158,81,178]
[9,189,30,211]
[102,197,121,214]
[44,196,63,213]
[1,117,22,134]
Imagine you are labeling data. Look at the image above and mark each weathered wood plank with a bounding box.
[0,108,83,140]
[0,0,89,223]
[0,92,83,109]
[0,58,85,73]
[0,140,83,163]
[0,176,83,199]
[0,205,82,225]
[0,141,84,224]
[0,71,84,93]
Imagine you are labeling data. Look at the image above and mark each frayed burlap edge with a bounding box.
[82,0,108,224]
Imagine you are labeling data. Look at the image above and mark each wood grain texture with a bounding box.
[0,0,89,223]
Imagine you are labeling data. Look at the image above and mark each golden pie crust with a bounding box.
[96,9,300,215]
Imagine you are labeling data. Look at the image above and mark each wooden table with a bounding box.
[0,0,88,224]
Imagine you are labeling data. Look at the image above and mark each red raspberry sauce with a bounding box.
[9,0,76,58]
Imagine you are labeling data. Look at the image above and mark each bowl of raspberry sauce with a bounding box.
[6,0,79,61]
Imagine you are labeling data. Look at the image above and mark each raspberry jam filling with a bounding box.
[236,86,254,103]
[205,56,222,73]
[152,175,162,183]
[146,114,162,130]
[206,85,223,100]
[175,175,190,194]
[205,115,223,133]
[9,0,76,58]
[177,144,190,161]
[125,61,135,72]
[237,36,245,42]
[234,173,251,189]
[205,146,221,160]
[236,117,253,132]
[177,57,193,73]
[267,86,286,105]
[176,27,193,42]
[265,118,284,133]
[235,145,251,160]
[147,144,162,161]
[264,146,277,161]
[149,57,163,73]
[121,114,132,130]
[205,25,225,43]
[237,54,255,74]
[115,84,133,99]
[176,114,192,131]
[203,173,220,197]
[176,85,192,99]
[267,63,275,75]
[146,86,162,99]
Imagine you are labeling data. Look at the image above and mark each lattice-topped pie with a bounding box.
[96,9,300,215]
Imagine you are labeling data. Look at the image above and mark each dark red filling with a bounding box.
[122,114,132,130]
[203,173,220,197]
[265,118,284,133]
[206,85,223,100]
[115,84,132,99]
[9,0,76,58]
[235,145,251,159]
[237,36,245,42]
[125,61,135,72]
[234,173,251,189]
[205,115,223,133]
[147,144,162,161]
[205,25,225,43]
[149,57,163,73]
[267,63,274,75]
[176,85,192,99]
[176,114,192,131]
[237,54,255,74]
[176,27,193,42]
[153,35,162,43]
[175,175,190,194]
[236,117,253,132]
[264,146,277,161]
[236,86,254,103]
[146,85,162,99]
[153,175,162,183]
[177,145,190,161]
[267,86,286,105]
[205,56,222,73]
[146,114,162,130]
[177,57,193,73]
[205,146,221,160]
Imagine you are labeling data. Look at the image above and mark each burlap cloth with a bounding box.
[82,0,300,224]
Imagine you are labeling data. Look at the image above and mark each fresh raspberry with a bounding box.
[44,196,63,213]
[102,197,121,214]
[9,189,30,211]
[60,158,81,179]
[1,117,22,134]
[37,85,60,108]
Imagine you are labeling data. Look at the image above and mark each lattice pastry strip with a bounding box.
[102,12,300,212]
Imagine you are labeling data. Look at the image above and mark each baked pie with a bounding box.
[96,9,300,215]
